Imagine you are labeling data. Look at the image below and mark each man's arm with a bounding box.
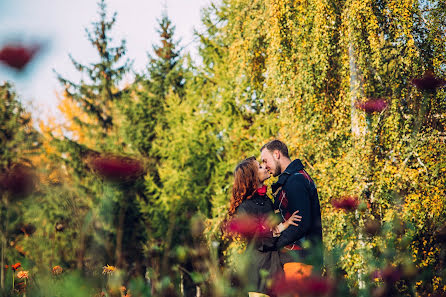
[275,174,311,248]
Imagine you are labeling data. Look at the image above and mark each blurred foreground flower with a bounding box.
[55,222,65,232]
[102,264,116,274]
[52,265,63,275]
[0,43,40,71]
[355,98,388,113]
[87,155,144,182]
[16,270,29,279]
[412,70,446,92]
[331,196,359,212]
[270,274,335,297]
[0,164,36,200]
[11,262,21,271]
[224,214,270,239]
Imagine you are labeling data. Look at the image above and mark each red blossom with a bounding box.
[11,262,21,271]
[412,70,446,92]
[270,274,335,297]
[0,43,40,71]
[331,196,359,212]
[224,214,270,239]
[355,98,388,113]
[88,155,144,182]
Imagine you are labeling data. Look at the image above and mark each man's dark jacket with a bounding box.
[271,159,323,266]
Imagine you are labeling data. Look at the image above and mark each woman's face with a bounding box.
[256,160,270,183]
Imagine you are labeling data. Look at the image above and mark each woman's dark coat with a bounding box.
[235,191,283,294]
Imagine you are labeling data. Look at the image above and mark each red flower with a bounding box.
[88,155,144,182]
[224,214,270,239]
[270,274,335,296]
[412,70,446,92]
[11,262,21,271]
[355,98,388,113]
[331,196,359,212]
[0,43,40,71]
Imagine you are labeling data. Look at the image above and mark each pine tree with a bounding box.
[49,0,148,274]
[56,0,131,141]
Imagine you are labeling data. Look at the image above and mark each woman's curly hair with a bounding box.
[228,156,259,216]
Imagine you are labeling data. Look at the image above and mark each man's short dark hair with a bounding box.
[260,140,289,158]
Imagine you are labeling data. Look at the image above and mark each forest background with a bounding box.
[1,0,445,296]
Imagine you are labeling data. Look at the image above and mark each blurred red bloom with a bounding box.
[88,155,144,182]
[412,70,446,92]
[270,274,335,296]
[11,262,21,271]
[0,164,36,199]
[355,98,388,113]
[0,43,40,71]
[331,196,359,212]
[224,214,270,239]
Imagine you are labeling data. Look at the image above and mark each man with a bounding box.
[260,140,323,281]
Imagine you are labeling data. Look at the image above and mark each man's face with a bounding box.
[260,149,281,177]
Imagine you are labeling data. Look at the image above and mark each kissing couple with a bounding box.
[227,140,323,297]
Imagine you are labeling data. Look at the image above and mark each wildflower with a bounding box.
[331,196,359,212]
[11,262,21,271]
[4,265,8,269]
[0,43,40,71]
[355,98,388,113]
[224,214,270,239]
[102,265,116,274]
[17,271,29,279]
[411,70,446,92]
[270,274,334,296]
[52,265,63,275]
[55,223,65,232]
[88,155,144,182]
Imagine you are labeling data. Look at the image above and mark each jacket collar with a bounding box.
[272,159,304,192]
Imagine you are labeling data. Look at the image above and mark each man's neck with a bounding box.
[280,158,292,174]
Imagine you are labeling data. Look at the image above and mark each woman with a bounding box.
[228,156,301,296]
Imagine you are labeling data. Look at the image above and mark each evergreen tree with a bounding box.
[49,0,147,275]
[56,0,131,140]
[121,12,184,157]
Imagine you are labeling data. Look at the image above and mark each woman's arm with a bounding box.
[272,210,301,237]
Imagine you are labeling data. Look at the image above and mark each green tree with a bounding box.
[0,82,41,292]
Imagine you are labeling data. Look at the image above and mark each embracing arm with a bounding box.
[275,175,311,248]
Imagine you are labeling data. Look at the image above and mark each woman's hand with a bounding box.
[283,210,302,229]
